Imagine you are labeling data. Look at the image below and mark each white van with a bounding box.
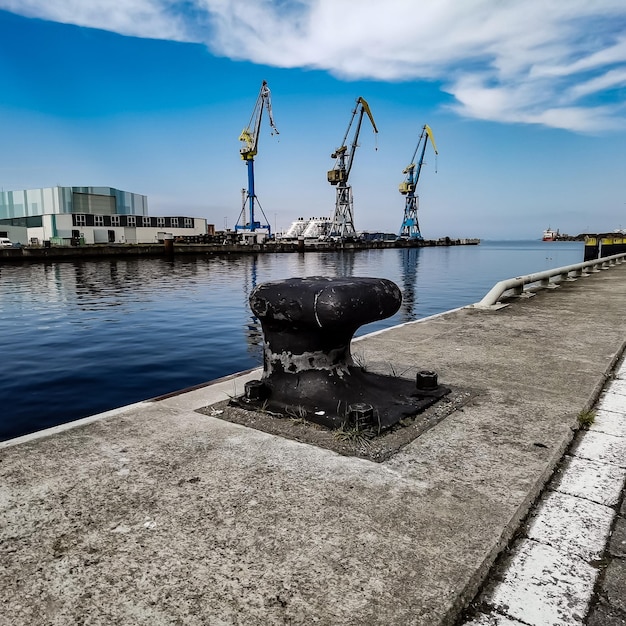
[0,237,14,248]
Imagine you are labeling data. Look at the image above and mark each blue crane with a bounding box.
[236,81,279,236]
[399,124,438,239]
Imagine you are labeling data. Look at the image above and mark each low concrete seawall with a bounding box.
[1,263,625,625]
[0,237,480,262]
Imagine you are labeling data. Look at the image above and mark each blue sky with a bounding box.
[0,1,625,239]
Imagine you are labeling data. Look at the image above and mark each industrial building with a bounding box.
[0,186,207,246]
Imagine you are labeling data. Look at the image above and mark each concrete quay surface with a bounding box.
[462,358,626,626]
[2,263,626,626]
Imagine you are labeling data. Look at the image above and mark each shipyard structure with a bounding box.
[0,186,208,247]
[1,87,461,253]
[1,88,472,255]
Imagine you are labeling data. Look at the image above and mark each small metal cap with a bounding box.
[416,370,438,390]
[347,403,374,428]
[244,380,267,401]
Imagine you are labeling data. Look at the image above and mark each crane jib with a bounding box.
[329,96,379,185]
[239,81,279,160]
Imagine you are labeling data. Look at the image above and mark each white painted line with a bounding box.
[603,378,626,397]
[464,613,528,625]
[525,491,614,561]
[555,455,626,507]
[597,390,626,415]
[463,362,626,626]
[481,539,597,626]
[573,430,626,468]
[589,409,626,438]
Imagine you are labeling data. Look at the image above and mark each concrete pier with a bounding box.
[1,263,626,625]
[0,237,481,262]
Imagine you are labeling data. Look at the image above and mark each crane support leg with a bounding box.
[329,184,356,239]
[400,194,423,239]
[246,159,258,230]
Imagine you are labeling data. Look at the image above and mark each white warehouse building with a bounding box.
[0,186,207,246]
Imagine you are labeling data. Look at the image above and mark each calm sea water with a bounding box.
[0,240,584,441]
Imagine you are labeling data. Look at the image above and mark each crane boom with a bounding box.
[327,97,378,240]
[239,80,279,161]
[399,124,438,240]
[405,123,437,188]
[328,96,378,186]
[236,81,279,237]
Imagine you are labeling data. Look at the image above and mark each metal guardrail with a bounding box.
[474,252,626,308]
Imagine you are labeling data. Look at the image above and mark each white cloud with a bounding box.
[569,69,626,99]
[2,0,626,132]
[0,0,189,40]
[529,106,622,132]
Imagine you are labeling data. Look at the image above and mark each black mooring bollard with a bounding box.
[250,276,401,377]
[240,276,449,431]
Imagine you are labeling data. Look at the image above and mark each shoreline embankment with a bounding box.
[1,259,625,625]
[0,237,480,262]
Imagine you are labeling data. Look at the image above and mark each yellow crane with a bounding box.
[327,97,378,239]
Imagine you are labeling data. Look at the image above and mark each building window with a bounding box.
[75,214,86,226]
[94,215,104,226]
[171,217,179,227]
[184,218,193,228]
[127,216,136,226]
[157,217,165,227]
[142,216,151,227]
[111,215,120,226]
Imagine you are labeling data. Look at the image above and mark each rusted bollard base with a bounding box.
[233,368,450,432]
[240,276,451,433]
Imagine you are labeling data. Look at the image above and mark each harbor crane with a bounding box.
[327,97,378,239]
[399,124,438,239]
[235,80,279,237]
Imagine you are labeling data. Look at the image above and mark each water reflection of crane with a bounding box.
[308,250,356,278]
[399,124,438,239]
[243,254,263,356]
[333,250,356,277]
[236,81,279,237]
[399,247,421,322]
[327,97,378,239]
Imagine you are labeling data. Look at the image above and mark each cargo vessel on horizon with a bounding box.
[542,227,558,241]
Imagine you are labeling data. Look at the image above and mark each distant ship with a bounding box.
[542,228,559,241]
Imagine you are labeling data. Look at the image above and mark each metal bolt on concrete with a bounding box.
[463,360,626,626]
